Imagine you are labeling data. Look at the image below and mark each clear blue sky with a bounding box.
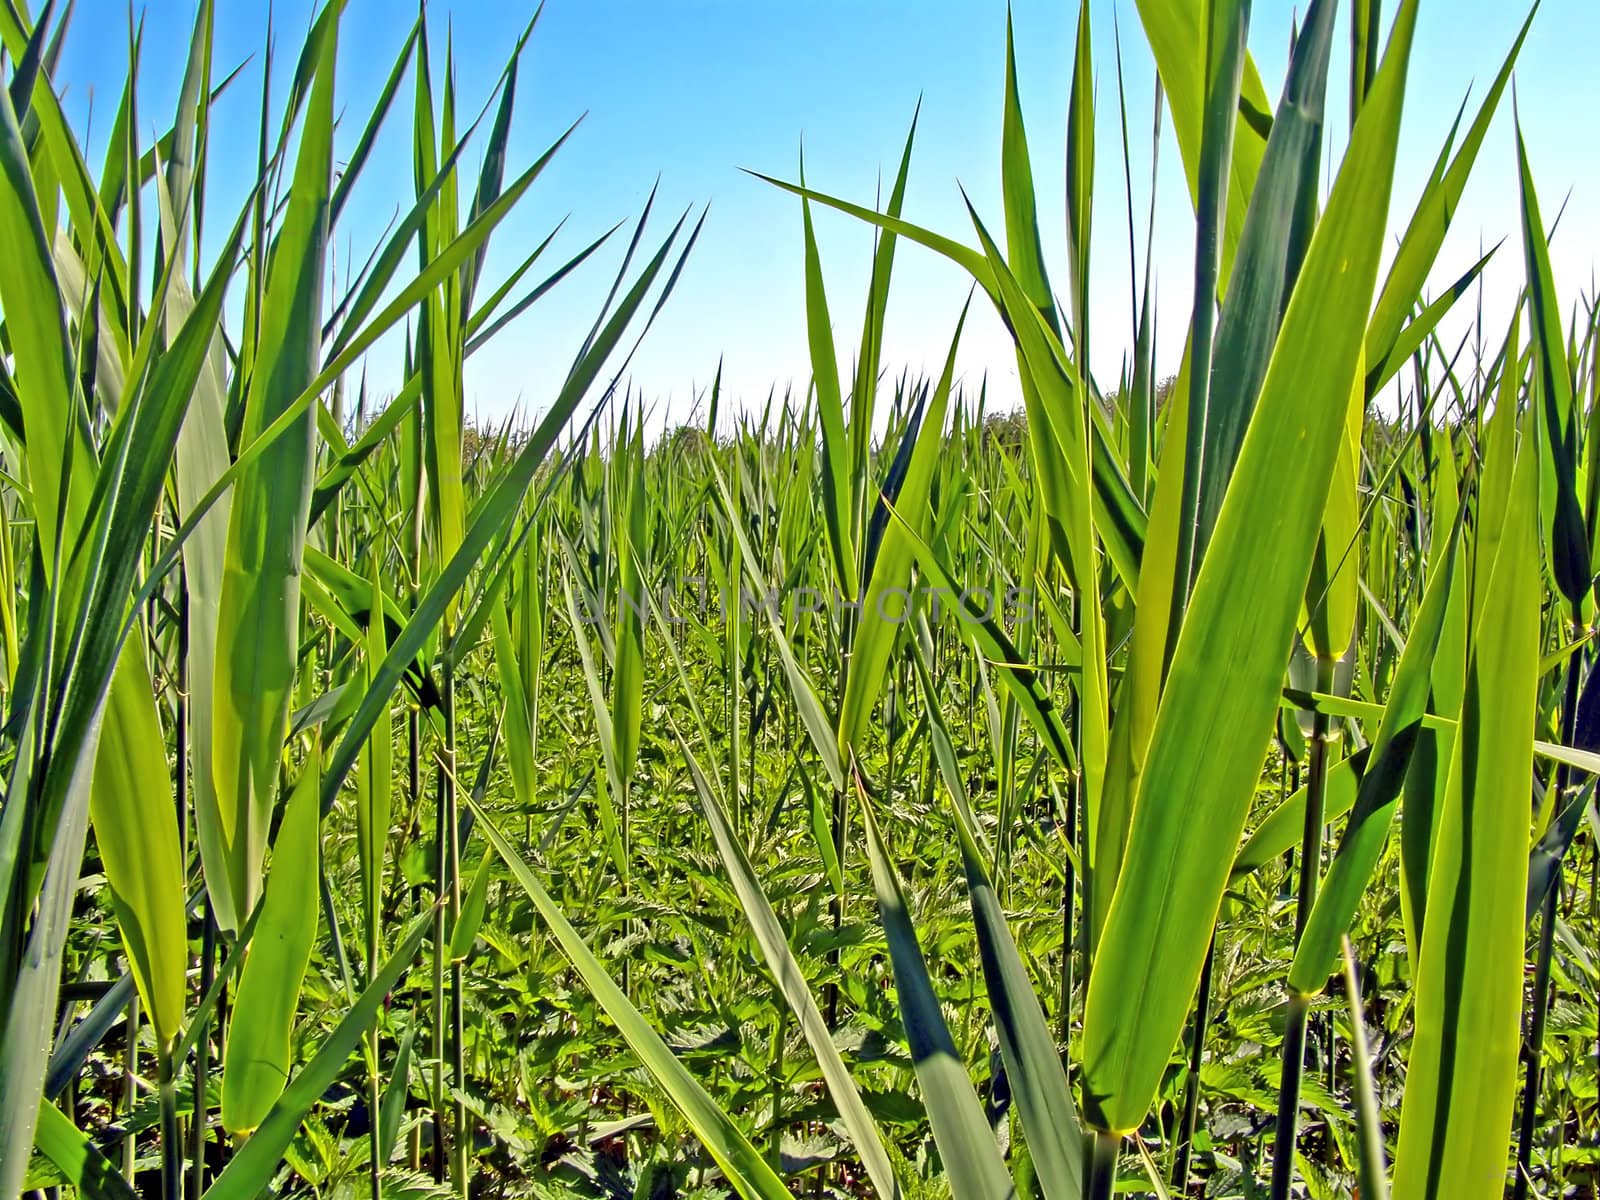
[51,0,1600,436]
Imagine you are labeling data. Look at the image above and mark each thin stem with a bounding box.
[444,666,468,1199]
[824,781,846,1032]
[189,906,216,1200]
[1270,992,1313,1200]
[122,988,139,1180]
[431,737,447,1184]
[159,1053,182,1200]
[1060,765,1077,1046]
[767,1005,787,1171]
[408,704,422,913]
[1271,655,1336,1200]
[176,583,189,870]
[368,1026,383,1200]
[825,599,860,1032]
[1293,658,1337,943]
[1342,939,1389,1200]
[366,758,385,1200]
[367,791,384,1200]
[1063,587,1081,1046]
[1087,1129,1121,1200]
[1173,934,1216,1191]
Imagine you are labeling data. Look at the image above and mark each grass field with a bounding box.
[3,1,1598,1198]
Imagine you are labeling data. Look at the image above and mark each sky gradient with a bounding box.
[50,0,1600,436]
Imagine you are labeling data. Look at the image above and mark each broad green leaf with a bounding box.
[1170,0,1251,601]
[910,634,1083,1200]
[800,164,857,598]
[1000,11,1059,335]
[30,1100,139,1200]
[1101,0,1336,944]
[677,737,902,1200]
[0,65,187,1052]
[748,171,1149,588]
[211,15,335,928]
[1231,748,1368,879]
[1290,515,1461,993]
[1081,0,1419,1134]
[1400,426,1470,954]
[1392,397,1539,1200]
[0,702,96,1200]
[320,205,698,811]
[857,781,1015,1200]
[448,846,495,963]
[849,105,917,502]
[1131,0,1273,289]
[490,602,538,811]
[355,553,394,973]
[1304,375,1364,661]
[838,302,966,754]
[222,752,322,1135]
[704,454,844,790]
[1364,3,1535,373]
[612,419,646,783]
[206,912,432,1200]
[1516,111,1588,610]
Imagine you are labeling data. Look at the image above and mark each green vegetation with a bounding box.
[3,1,1597,1198]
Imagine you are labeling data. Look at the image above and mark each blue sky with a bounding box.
[50,0,1600,435]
